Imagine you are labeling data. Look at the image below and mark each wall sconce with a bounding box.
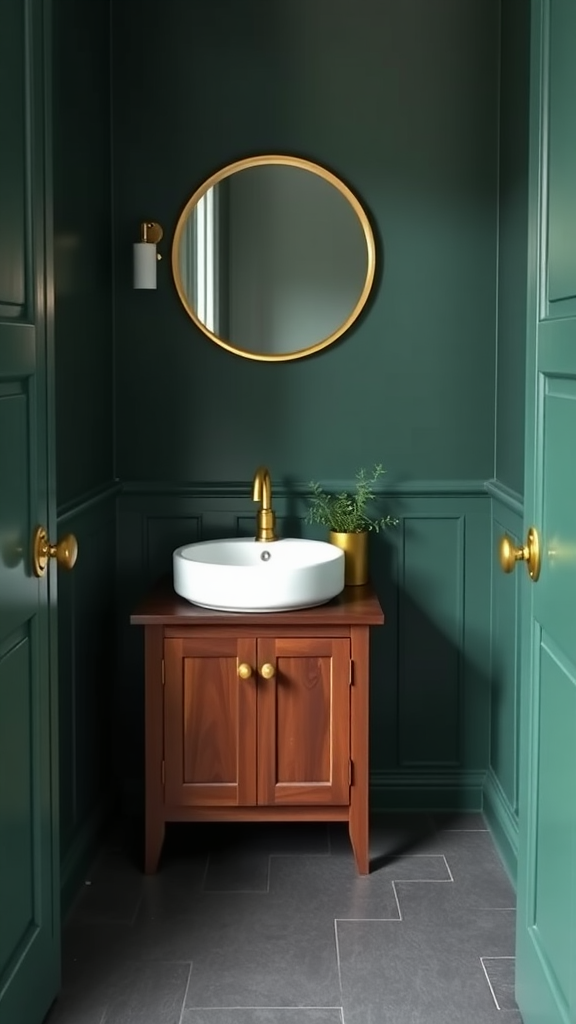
[133,221,163,289]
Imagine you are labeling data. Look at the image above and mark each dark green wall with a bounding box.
[52,0,117,909]
[112,0,500,485]
[53,0,115,506]
[494,0,530,497]
[111,0,503,814]
[485,0,530,882]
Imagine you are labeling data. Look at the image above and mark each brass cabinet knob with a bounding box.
[499,526,541,582]
[32,526,78,578]
[260,663,275,679]
[237,662,253,679]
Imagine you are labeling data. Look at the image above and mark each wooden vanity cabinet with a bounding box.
[164,634,351,810]
[131,579,384,875]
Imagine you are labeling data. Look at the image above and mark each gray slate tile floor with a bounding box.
[45,813,524,1024]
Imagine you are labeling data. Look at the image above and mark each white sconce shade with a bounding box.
[133,221,163,289]
[133,241,157,289]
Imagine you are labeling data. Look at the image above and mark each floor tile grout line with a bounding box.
[398,853,451,858]
[335,916,403,923]
[393,879,453,884]
[392,881,403,920]
[442,853,455,882]
[177,1005,345,1011]
[206,848,334,895]
[333,918,344,1010]
[480,955,502,1011]
[177,961,194,1024]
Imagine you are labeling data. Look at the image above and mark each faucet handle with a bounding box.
[256,508,276,543]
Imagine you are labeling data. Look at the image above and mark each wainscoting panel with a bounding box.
[57,485,117,912]
[399,514,464,766]
[484,482,523,881]
[119,482,492,814]
[370,491,492,811]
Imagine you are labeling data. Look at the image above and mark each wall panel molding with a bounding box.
[122,477,490,500]
[370,769,486,812]
[398,514,465,766]
[485,477,524,515]
[57,479,120,524]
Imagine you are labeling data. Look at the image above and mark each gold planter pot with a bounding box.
[329,530,369,586]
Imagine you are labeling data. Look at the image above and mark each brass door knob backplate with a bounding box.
[32,526,78,578]
[499,526,540,582]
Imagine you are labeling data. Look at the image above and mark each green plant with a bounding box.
[305,464,398,534]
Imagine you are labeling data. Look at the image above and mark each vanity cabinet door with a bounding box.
[163,636,257,807]
[257,637,351,806]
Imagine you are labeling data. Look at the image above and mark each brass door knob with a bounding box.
[32,526,78,578]
[237,662,253,679]
[260,663,275,679]
[499,526,541,582]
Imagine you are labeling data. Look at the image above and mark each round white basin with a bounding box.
[173,537,345,612]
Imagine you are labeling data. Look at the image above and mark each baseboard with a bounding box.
[123,771,485,819]
[59,798,113,920]
[482,768,518,886]
[369,769,486,812]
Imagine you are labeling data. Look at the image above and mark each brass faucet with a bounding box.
[252,466,277,542]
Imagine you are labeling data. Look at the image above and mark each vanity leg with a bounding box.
[145,814,165,874]
[144,625,165,873]
[349,625,370,874]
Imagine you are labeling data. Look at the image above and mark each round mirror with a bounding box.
[172,155,376,362]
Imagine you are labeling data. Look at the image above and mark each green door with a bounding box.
[0,1,60,1022]
[515,2,576,1021]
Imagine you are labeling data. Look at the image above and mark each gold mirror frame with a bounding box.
[171,154,376,362]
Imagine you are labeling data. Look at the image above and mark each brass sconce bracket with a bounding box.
[140,221,163,244]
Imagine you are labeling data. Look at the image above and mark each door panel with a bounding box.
[516,4,576,1021]
[0,0,59,1021]
[537,370,576,650]
[257,637,350,806]
[164,637,257,806]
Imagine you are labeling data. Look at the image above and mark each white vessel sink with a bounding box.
[173,537,345,612]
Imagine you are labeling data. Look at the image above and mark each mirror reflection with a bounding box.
[172,156,375,361]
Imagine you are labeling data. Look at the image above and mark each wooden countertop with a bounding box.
[130,576,385,627]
